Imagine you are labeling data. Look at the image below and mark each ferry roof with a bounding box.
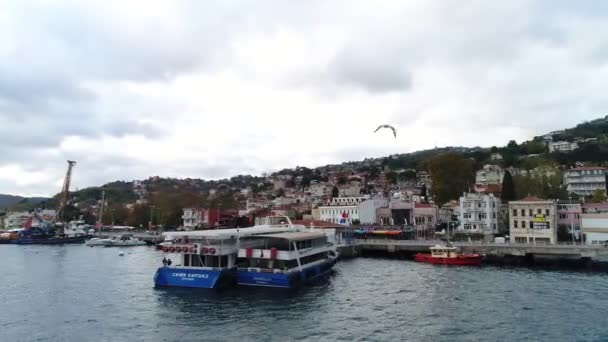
[163,225,300,240]
[254,231,326,241]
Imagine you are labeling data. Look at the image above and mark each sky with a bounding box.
[2,0,608,197]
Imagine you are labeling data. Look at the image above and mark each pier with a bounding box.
[338,239,608,261]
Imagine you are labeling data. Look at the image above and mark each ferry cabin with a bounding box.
[236,231,337,288]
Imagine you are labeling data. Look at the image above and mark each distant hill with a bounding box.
[0,194,50,210]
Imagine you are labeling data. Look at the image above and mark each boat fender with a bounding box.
[209,247,216,255]
[193,244,199,253]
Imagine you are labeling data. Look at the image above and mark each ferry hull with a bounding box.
[237,258,337,288]
[154,267,235,289]
[10,235,88,245]
[414,253,483,266]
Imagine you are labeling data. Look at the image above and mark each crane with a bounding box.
[56,160,76,224]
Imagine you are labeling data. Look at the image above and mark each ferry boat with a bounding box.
[236,231,338,288]
[153,217,300,289]
[414,244,483,266]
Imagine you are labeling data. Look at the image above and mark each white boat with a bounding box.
[104,234,146,247]
[86,234,146,247]
[85,237,113,246]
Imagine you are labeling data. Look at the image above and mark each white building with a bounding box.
[358,198,388,224]
[509,197,557,244]
[2,211,31,229]
[564,167,608,196]
[458,193,501,235]
[475,165,504,185]
[581,214,608,245]
[182,208,202,230]
[318,196,369,225]
[549,141,578,153]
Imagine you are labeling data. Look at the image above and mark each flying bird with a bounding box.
[374,124,397,138]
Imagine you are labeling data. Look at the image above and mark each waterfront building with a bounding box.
[557,201,582,240]
[509,197,557,244]
[3,211,31,229]
[581,214,608,245]
[182,208,238,230]
[318,196,368,225]
[357,198,388,224]
[458,193,501,235]
[564,167,608,196]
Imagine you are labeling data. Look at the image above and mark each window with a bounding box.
[514,221,518,228]
[521,209,525,216]
[493,212,496,219]
[464,224,471,230]
[529,209,533,217]
[529,221,533,229]
[513,209,518,217]
[464,213,472,219]
[546,222,550,229]
[521,221,526,228]
[537,209,542,214]
[479,213,487,220]
[545,209,550,216]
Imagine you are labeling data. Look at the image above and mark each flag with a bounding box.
[23,217,33,230]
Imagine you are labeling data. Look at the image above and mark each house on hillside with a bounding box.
[509,196,557,244]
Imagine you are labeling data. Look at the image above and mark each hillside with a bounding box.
[0,194,50,210]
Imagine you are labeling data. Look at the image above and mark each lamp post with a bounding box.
[149,206,155,231]
[569,196,575,245]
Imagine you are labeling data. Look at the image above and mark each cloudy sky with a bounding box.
[2,0,608,196]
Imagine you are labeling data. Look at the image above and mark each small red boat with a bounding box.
[414,244,483,266]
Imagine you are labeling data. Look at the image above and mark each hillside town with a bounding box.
[4,117,608,246]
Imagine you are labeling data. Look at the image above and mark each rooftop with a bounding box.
[255,231,327,241]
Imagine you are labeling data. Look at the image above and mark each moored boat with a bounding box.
[414,244,483,266]
[153,216,301,289]
[236,231,338,288]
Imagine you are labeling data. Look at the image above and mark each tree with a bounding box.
[501,170,515,201]
[331,186,339,198]
[423,153,474,204]
[590,189,607,203]
[385,171,398,184]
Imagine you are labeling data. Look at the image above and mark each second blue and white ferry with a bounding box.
[153,217,299,289]
[236,231,338,288]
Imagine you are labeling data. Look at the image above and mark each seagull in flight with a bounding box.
[374,124,397,138]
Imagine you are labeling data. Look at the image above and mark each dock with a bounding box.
[338,239,608,263]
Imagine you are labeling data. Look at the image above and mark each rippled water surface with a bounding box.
[1,245,607,342]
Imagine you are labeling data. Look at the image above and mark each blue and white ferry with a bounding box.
[236,231,338,288]
[153,217,300,289]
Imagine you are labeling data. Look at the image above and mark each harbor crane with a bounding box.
[56,160,76,224]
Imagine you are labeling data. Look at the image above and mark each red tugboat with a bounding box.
[414,243,483,266]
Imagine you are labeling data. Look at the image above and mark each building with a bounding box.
[376,200,414,226]
[581,214,608,245]
[475,165,504,185]
[2,211,31,229]
[556,201,582,241]
[458,193,501,235]
[509,197,557,244]
[182,208,238,230]
[357,198,388,224]
[549,141,578,153]
[307,181,332,197]
[490,153,503,161]
[564,167,608,196]
[318,197,369,225]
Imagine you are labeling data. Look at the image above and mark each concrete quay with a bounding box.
[338,239,608,262]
